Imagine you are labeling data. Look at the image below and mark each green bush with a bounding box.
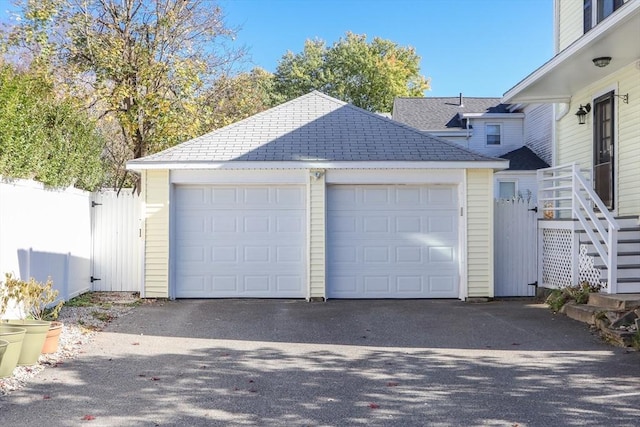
[545,281,603,312]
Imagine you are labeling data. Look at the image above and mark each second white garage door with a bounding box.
[327,185,459,298]
[174,185,306,298]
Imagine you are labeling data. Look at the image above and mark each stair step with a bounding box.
[564,303,600,325]
[583,242,640,252]
[588,293,640,310]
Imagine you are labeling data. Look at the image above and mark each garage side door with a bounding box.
[174,185,306,298]
[327,185,459,298]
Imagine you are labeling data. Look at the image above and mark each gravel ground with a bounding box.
[0,292,144,395]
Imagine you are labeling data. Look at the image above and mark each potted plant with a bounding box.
[0,326,26,377]
[1,274,63,365]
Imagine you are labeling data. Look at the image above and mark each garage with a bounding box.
[128,91,505,300]
[327,185,459,298]
[174,185,306,298]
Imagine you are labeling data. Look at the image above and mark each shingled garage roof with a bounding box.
[392,96,511,131]
[128,91,506,169]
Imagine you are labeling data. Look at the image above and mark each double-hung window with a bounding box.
[584,0,625,33]
[486,124,501,145]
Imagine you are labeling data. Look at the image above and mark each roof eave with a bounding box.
[127,160,509,171]
[502,2,640,104]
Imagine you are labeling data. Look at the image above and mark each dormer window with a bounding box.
[584,0,625,33]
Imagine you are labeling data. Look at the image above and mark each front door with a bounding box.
[593,92,614,210]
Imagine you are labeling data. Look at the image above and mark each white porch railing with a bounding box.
[537,163,619,292]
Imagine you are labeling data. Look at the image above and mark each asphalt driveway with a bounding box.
[1,299,639,426]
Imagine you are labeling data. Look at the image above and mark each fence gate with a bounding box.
[494,199,538,297]
[90,189,142,292]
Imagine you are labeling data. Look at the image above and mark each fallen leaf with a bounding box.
[43,395,51,400]
[387,382,399,387]
[82,415,96,420]
[369,403,380,409]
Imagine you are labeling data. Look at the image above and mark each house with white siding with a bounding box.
[392,96,551,201]
[127,91,508,300]
[503,0,640,294]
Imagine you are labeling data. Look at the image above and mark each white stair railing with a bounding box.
[538,163,619,292]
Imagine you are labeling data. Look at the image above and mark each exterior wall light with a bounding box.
[592,56,612,67]
[575,103,591,125]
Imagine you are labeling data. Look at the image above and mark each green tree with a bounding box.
[274,32,430,112]
[7,0,243,188]
[202,67,284,130]
[0,64,104,190]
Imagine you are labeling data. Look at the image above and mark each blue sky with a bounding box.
[220,0,555,97]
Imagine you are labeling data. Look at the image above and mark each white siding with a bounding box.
[451,118,524,158]
[524,104,553,166]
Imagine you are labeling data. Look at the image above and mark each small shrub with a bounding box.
[546,289,570,312]
[1,273,63,320]
[545,281,602,312]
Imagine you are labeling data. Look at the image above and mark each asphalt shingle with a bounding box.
[499,146,550,171]
[130,91,502,165]
[392,96,511,130]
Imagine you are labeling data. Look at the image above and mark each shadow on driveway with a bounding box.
[1,299,639,426]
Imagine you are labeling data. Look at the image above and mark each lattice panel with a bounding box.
[578,245,605,289]
[542,229,573,287]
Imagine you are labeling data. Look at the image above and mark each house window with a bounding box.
[486,124,501,145]
[584,0,625,33]
[499,181,516,199]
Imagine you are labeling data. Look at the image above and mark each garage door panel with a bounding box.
[276,246,303,263]
[175,185,306,298]
[428,187,457,204]
[327,185,459,299]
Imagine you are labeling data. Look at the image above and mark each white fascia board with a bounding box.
[460,113,525,119]
[424,130,469,137]
[127,160,509,171]
[502,1,640,104]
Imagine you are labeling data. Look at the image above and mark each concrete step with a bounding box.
[564,302,600,325]
[588,293,640,310]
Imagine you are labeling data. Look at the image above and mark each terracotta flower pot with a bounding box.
[0,326,26,378]
[5,320,50,366]
[41,321,63,354]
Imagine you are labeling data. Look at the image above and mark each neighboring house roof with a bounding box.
[392,96,511,130]
[499,146,549,171]
[128,91,506,167]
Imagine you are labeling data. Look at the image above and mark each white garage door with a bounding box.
[327,185,459,298]
[174,185,306,298]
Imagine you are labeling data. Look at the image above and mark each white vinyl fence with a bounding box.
[494,198,538,297]
[0,178,142,304]
[90,190,141,292]
[0,178,92,301]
